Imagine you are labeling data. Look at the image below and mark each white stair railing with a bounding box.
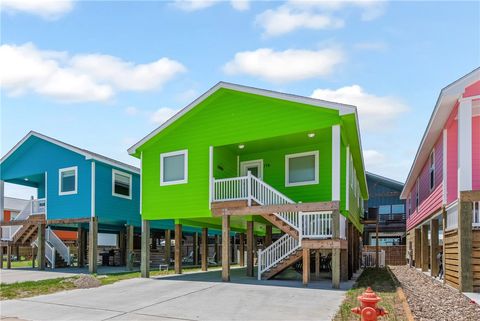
[46,228,70,265]
[257,234,300,280]
[32,237,56,268]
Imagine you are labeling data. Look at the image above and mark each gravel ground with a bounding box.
[390,265,480,321]
[72,275,101,289]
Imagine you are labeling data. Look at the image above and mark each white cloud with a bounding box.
[1,0,74,19]
[311,85,409,130]
[256,0,385,36]
[230,0,250,11]
[0,43,186,103]
[151,107,179,125]
[174,0,250,11]
[223,47,344,83]
[363,149,386,166]
[125,106,140,116]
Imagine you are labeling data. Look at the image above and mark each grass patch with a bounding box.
[1,265,232,300]
[0,277,78,300]
[334,268,406,321]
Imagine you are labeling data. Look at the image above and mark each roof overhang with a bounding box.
[1,131,140,174]
[400,68,480,199]
[128,81,357,156]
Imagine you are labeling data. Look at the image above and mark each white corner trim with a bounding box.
[442,129,447,204]
[160,149,188,186]
[59,166,78,196]
[458,98,473,193]
[346,145,350,211]
[209,146,213,209]
[91,162,95,217]
[44,171,48,219]
[285,150,319,187]
[140,152,143,215]
[332,125,341,201]
[112,169,133,200]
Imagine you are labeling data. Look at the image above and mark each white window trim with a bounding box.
[160,149,188,186]
[240,159,264,179]
[59,166,78,196]
[112,169,132,200]
[285,151,319,187]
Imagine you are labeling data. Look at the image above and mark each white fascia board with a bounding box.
[127,81,357,155]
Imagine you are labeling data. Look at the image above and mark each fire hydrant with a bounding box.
[351,287,388,321]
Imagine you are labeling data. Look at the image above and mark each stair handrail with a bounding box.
[32,237,56,268]
[1,199,34,241]
[46,227,71,265]
[257,234,300,280]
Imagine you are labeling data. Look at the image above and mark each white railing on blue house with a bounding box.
[1,198,46,241]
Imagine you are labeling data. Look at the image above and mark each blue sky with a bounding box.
[1,0,479,198]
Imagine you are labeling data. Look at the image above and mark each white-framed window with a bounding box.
[160,149,188,186]
[112,169,132,199]
[59,166,78,195]
[285,151,319,187]
[429,149,435,190]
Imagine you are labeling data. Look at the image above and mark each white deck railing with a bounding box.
[257,234,299,280]
[1,198,46,241]
[445,201,458,231]
[299,212,332,239]
[46,227,70,265]
[212,176,249,202]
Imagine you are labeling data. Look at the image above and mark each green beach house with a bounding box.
[128,82,368,287]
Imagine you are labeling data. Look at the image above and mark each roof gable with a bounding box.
[128,81,357,156]
[1,131,139,174]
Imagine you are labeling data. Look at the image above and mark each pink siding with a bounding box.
[464,80,480,98]
[446,105,458,204]
[473,115,480,190]
[406,183,443,230]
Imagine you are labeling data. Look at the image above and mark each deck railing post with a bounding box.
[247,171,252,206]
[257,249,262,280]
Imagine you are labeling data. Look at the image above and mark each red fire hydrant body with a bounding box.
[351,287,388,321]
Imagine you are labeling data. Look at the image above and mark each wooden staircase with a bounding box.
[261,214,299,239]
[260,248,303,280]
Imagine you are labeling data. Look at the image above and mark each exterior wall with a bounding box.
[446,105,459,204]
[4,210,11,222]
[94,161,141,225]
[140,89,366,221]
[473,115,480,190]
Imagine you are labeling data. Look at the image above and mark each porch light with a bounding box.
[308,133,315,138]
[238,144,245,149]
[24,178,29,181]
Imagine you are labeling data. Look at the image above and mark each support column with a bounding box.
[0,247,4,269]
[88,217,98,273]
[331,210,340,289]
[302,248,310,286]
[126,225,134,270]
[31,245,35,268]
[414,228,421,267]
[458,197,473,292]
[174,224,182,274]
[347,222,353,279]
[430,218,439,277]
[201,227,208,271]
[421,224,429,272]
[458,98,473,192]
[141,219,150,278]
[37,223,45,270]
[246,221,254,277]
[193,232,199,266]
[164,229,171,266]
[222,215,230,282]
[315,250,320,280]
[119,228,125,264]
[77,226,85,267]
[442,207,447,284]
[239,233,245,267]
[265,225,272,247]
[7,245,12,269]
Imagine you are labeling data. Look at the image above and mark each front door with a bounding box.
[240,160,263,179]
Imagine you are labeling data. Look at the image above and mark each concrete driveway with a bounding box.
[1,268,353,321]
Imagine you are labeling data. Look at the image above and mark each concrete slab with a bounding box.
[1,268,353,321]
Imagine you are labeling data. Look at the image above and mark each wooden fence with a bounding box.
[363,245,406,266]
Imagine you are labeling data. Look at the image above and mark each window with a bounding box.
[392,204,405,214]
[112,169,132,199]
[285,151,319,187]
[379,205,391,215]
[429,149,435,190]
[59,166,77,195]
[160,150,188,186]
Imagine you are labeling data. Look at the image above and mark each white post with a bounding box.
[257,249,261,280]
[458,98,472,193]
[332,125,341,201]
[30,195,34,213]
[209,146,213,208]
[247,171,252,206]
[442,129,447,205]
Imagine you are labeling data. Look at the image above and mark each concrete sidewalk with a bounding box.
[1,268,353,321]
